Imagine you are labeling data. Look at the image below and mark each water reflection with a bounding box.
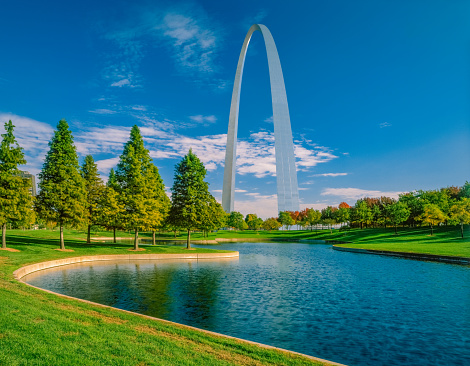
[23,244,470,366]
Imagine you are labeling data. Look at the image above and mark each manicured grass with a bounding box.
[0,231,326,366]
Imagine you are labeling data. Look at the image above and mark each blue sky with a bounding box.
[1,0,469,217]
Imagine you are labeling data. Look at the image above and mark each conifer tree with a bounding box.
[35,119,86,250]
[115,125,168,250]
[168,149,215,249]
[0,120,33,249]
[81,155,104,243]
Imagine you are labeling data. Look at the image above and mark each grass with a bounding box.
[0,230,327,366]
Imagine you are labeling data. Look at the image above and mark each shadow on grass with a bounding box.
[6,235,134,250]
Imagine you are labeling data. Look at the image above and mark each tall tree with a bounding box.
[448,198,470,239]
[168,149,214,249]
[35,119,86,250]
[81,155,104,243]
[0,120,33,248]
[115,125,168,250]
[354,200,372,229]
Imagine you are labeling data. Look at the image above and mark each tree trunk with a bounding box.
[186,229,191,249]
[113,227,116,243]
[152,230,156,245]
[461,223,464,239]
[430,225,433,236]
[395,225,397,235]
[134,228,139,250]
[174,230,177,238]
[2,223,6,249]
[87,224,91,244]
[60,226,65,250]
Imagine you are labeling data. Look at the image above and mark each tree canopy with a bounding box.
[35,119,86,250]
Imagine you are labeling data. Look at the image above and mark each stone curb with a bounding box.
[332,246,470,265]
[14,252,346,366]
[13,252,239,280]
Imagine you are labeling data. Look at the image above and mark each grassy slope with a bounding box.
[144,225,470,258]
[0,232,325,366]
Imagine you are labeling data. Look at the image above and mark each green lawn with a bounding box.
[0,230,327,366]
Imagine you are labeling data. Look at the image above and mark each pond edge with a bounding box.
[13,252,347,366]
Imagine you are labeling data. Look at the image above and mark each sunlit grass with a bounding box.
[0,231,326,366]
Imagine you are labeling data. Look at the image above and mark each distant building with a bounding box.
[19,171,37,196]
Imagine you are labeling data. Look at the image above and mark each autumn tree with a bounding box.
[35,119,86,250]
[417,204,447,236]
[302,208,322,231]
[167,149,215,249]
[0,120,33,248]
[449,198,470,239]
[335,202,350,228]
[81,155,105,243]
[115,125,168,250]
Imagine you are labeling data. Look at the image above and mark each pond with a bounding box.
[23,243,470,366]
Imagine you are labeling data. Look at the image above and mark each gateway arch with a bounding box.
[222,24,300,213]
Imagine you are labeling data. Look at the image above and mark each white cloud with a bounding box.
[95,157,120,176]
[234,193,278,219]
[380,122,392,128]
[313,173,348,177]
[189,115,217,124]
[321,187,404,200]
[89,109,118,115]
[264,116,273,123]
[111,78,131,87]
[0,113,54,176]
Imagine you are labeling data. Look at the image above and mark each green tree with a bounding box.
[81,155,105,243]
[384,201,410,234]
[245,213,263,230]
[354,200,372,229]
[448,198,470,238]
[97,172,125,243]
[398,192,424,227]
[35,119,86,250]
[262,217,281,231]
[115,125,168,250]
[278,211,294,230]
[227,211,245,230]
[303,208,322,231]
[335,203,350,228]
[321,206,337,233]
[0,120,33,248]
[145,164,171,245]
[459,182,470,199]
[167,149,214,249]
[417,203,448,236]
[200,196,226,237]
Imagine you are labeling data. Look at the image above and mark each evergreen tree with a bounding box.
[115,125,168,250]
[35,119,86,250]
[98,185,124,243]
[167,149,214,249]
[0,120,33,248]
[81,155,104,243]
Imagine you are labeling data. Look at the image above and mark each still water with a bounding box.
[23,243,470,366]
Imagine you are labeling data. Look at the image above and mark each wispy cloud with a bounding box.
[313,173,348,177]
[189,115,217,124]
[321,187,404,200]
[380,122,392,128]
[89,109,118,115]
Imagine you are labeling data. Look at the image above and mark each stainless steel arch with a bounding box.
[222,24,300,213]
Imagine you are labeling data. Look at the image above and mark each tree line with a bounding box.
[0,120,225,250]
[1,119,469,250]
